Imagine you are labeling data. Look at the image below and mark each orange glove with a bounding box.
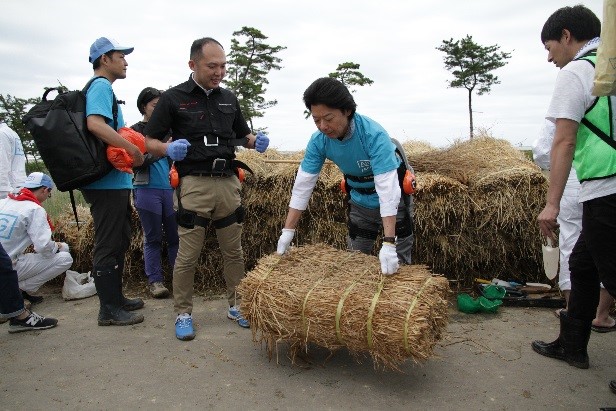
[106,127,147,173]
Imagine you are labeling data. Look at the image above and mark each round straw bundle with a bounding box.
[238,244,450,371]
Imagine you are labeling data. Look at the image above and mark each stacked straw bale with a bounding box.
[55,137,548,293]
[238,243,450,371]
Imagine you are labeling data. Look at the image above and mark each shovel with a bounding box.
[542,237,559,280]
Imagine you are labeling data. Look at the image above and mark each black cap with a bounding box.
[136,87,162,114]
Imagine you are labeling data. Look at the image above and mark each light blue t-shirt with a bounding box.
[83,77,132,190]
[300,113,400,209]
[136,158,172,190]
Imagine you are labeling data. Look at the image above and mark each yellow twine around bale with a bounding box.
[404,277,434,354]
[302,278,324,337]
[366,277,386,349]
[335,269,370,344]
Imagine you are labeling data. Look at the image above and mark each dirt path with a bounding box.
[1,288,614,410]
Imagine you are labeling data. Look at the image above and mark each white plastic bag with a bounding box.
[62,270,97,300]
[542,237,559,281]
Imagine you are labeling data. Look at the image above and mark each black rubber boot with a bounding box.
[560,311,591,369]
[610,380,616,394]
[115,262,144,311]
[93,266,144,326]
[531,333,565,361]
[531,311,590,369]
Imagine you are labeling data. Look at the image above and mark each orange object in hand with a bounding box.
[236,167,245,183]
[106,127,147,173]
[169,164,179,188]
[403,170,416,195]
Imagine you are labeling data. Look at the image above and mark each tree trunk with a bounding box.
[468,89,473,139]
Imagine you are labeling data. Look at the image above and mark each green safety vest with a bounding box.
[573,52,616,182]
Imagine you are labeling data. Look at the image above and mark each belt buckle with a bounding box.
[204,135,219,147]
[212,158,226,172]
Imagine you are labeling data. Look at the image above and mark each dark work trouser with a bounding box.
[568,193,616,322]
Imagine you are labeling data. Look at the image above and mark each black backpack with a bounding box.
[22,76,118,227]
[22,76,117,191]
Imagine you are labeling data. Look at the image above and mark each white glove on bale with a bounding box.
[379,242,399,275]
[277,228,296,255]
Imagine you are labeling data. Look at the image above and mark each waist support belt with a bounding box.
[188,158,254,177]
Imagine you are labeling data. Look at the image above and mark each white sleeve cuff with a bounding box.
[374,169,401,217]
[289,167,319,211]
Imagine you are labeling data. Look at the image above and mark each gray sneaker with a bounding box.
[149,282,170,298]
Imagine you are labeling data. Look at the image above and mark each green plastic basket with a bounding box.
[482,285,506,300]
[457,293,481,313]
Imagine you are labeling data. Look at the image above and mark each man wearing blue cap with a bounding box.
[0,172,73,304]
[81,37,146,326]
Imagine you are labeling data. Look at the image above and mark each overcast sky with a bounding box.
[0,0,605,151]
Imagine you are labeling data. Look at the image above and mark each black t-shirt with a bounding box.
[145,75,251,176]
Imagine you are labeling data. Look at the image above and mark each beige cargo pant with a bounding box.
[172,175,244,314]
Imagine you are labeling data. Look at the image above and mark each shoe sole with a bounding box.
[8,323,57,333]
[176,333,196,341]
[151,291,170,299]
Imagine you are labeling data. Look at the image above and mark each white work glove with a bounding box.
[58,242,70,253]
[379,242,399,275]
[277,228,295,255]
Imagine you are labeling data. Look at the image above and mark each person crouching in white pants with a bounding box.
[0,172,73,302]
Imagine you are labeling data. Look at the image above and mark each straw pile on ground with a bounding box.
[54,135,547,293]
[238,243,450,371]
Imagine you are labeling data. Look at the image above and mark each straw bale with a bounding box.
[238,243,450,371]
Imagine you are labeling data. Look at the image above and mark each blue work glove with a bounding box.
[379,242,399,275]
[255,131,270,153]
[166,139,191,161]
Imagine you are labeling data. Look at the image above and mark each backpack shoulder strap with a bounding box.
[83,76,118,130]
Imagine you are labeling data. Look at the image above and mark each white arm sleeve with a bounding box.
[28,208,57,256]
[289,167,319,211]
[374,169,401,217]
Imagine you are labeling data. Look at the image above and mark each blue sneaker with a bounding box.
[227,305,250,328]
[175,313,195,341]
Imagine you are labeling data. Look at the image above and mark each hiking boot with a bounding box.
[175,313,195,341]
[8,311,58,333]
[149,282,170,299]
[21,290,43,305]
[227,305,249,329]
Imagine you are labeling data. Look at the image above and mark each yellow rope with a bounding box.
[335,268,370,344]
[302,278,324,337]
[404,277,433,354]
[366,277,386,349]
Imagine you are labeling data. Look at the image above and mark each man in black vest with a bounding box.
[145,37,269,341]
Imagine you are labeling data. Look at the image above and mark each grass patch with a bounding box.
[45,190,87,220]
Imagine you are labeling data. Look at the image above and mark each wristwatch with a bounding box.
[382,236,396,244]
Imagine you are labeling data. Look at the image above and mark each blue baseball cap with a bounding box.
[23,172,54,189]
[89,37,134,63]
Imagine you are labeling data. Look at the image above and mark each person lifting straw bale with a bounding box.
[238,243,450,371]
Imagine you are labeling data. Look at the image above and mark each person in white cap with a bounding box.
[81,37,145,326]
[0,118,26,199]
[0,172,73,304]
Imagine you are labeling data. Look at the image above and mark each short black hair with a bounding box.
[92,50,117,70]
[541,4,601,44]
[190,37,224,61]
[303,77,357,118]
[136,87,162,115]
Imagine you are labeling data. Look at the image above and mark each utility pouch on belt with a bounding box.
[176,208,198,229]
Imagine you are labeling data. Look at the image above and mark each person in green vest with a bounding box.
[530,5,616,395]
